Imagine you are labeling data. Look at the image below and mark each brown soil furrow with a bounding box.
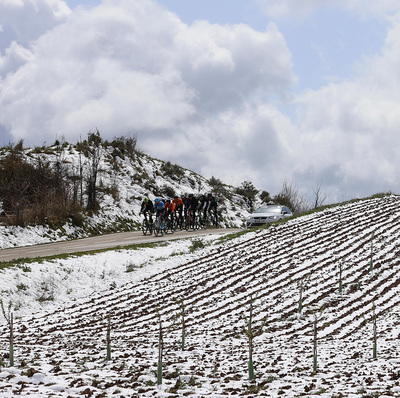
[4,196,400,358]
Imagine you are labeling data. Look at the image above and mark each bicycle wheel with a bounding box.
[209,213,216,228]
[175,214,182,230]
[141,219,148,235]
[185,215,191,231]
[213,212,219,228]
[199,213,206,229]
[188,214,199,231]
[154,219,163,237]
[169,218,176,233]
[164,220,170,234]
[178,214,184,230]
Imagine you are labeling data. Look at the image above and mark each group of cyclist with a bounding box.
[139,193,218,233]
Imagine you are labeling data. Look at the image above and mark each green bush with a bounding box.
[161,161,185,181]
[161,185,176,199]
[106,135,137,159]
[235,181,258,210]
[190,239,205,252]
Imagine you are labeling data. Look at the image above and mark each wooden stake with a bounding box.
[106,314,111,361]
[9,313,14,367]
[157,318,163,386]
[313,315,318,373]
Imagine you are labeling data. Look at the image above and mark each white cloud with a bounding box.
[0,0,70,45]
[0,41,33,75]
[245,1,400,201]
[173,21,295,112]
[138,103,298,193]
[291,16,400,201]
[0,0,295,149]
[0,0,70,77]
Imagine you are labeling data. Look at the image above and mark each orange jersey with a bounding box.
[173,197,183,207]
[164,202,175,212]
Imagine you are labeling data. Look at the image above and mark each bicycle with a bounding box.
[204,210,218,229]
[141,213,153,235]
[197,209,207,229]
[174,210,184,230]
[153,212,165,237]
[165,213,176,234]
[185,209,199,231]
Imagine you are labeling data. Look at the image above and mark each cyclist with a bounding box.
[182,194,190,222]
[139,197,154,224]
[187,194,198,226]
[198,194,208,225]
[173,196,183,227]
[207,193,218,226]
[154,198,165,230]
[164,199,175,226]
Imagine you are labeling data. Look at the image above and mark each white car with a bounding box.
[246,204,292,227]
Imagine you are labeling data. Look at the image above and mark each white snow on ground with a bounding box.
[0,233,224,318]
[0,195,400,397]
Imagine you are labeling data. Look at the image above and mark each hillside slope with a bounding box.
[0,141,254,249]
[1,195,400,397]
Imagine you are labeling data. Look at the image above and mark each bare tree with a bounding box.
[85,129,103,211]
[312,181,327,209]
[274,178,309,214]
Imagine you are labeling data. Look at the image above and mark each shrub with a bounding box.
[161,184,176,199]
[235,181,258,211]
[106,135,138,159]
[190,239,205,252]
[161,161,185,181]
[0,150,69,226]
[208,176,230,198]
[36,278,56,302]
[260,190,272,203]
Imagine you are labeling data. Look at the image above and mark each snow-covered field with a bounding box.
[1,195,400,397]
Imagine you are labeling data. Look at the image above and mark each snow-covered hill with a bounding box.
[0,194,400,397]
[0,141,254,249]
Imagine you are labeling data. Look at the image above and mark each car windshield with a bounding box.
[253,206,281,214]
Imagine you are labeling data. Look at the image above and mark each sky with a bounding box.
[0,0,399,204]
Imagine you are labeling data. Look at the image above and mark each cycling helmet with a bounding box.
[154,198,161,203]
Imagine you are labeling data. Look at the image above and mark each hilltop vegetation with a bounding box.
[0,132,261,248]
[0,131,331,249]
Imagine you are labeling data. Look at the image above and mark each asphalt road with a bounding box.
[0,228,242,262]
